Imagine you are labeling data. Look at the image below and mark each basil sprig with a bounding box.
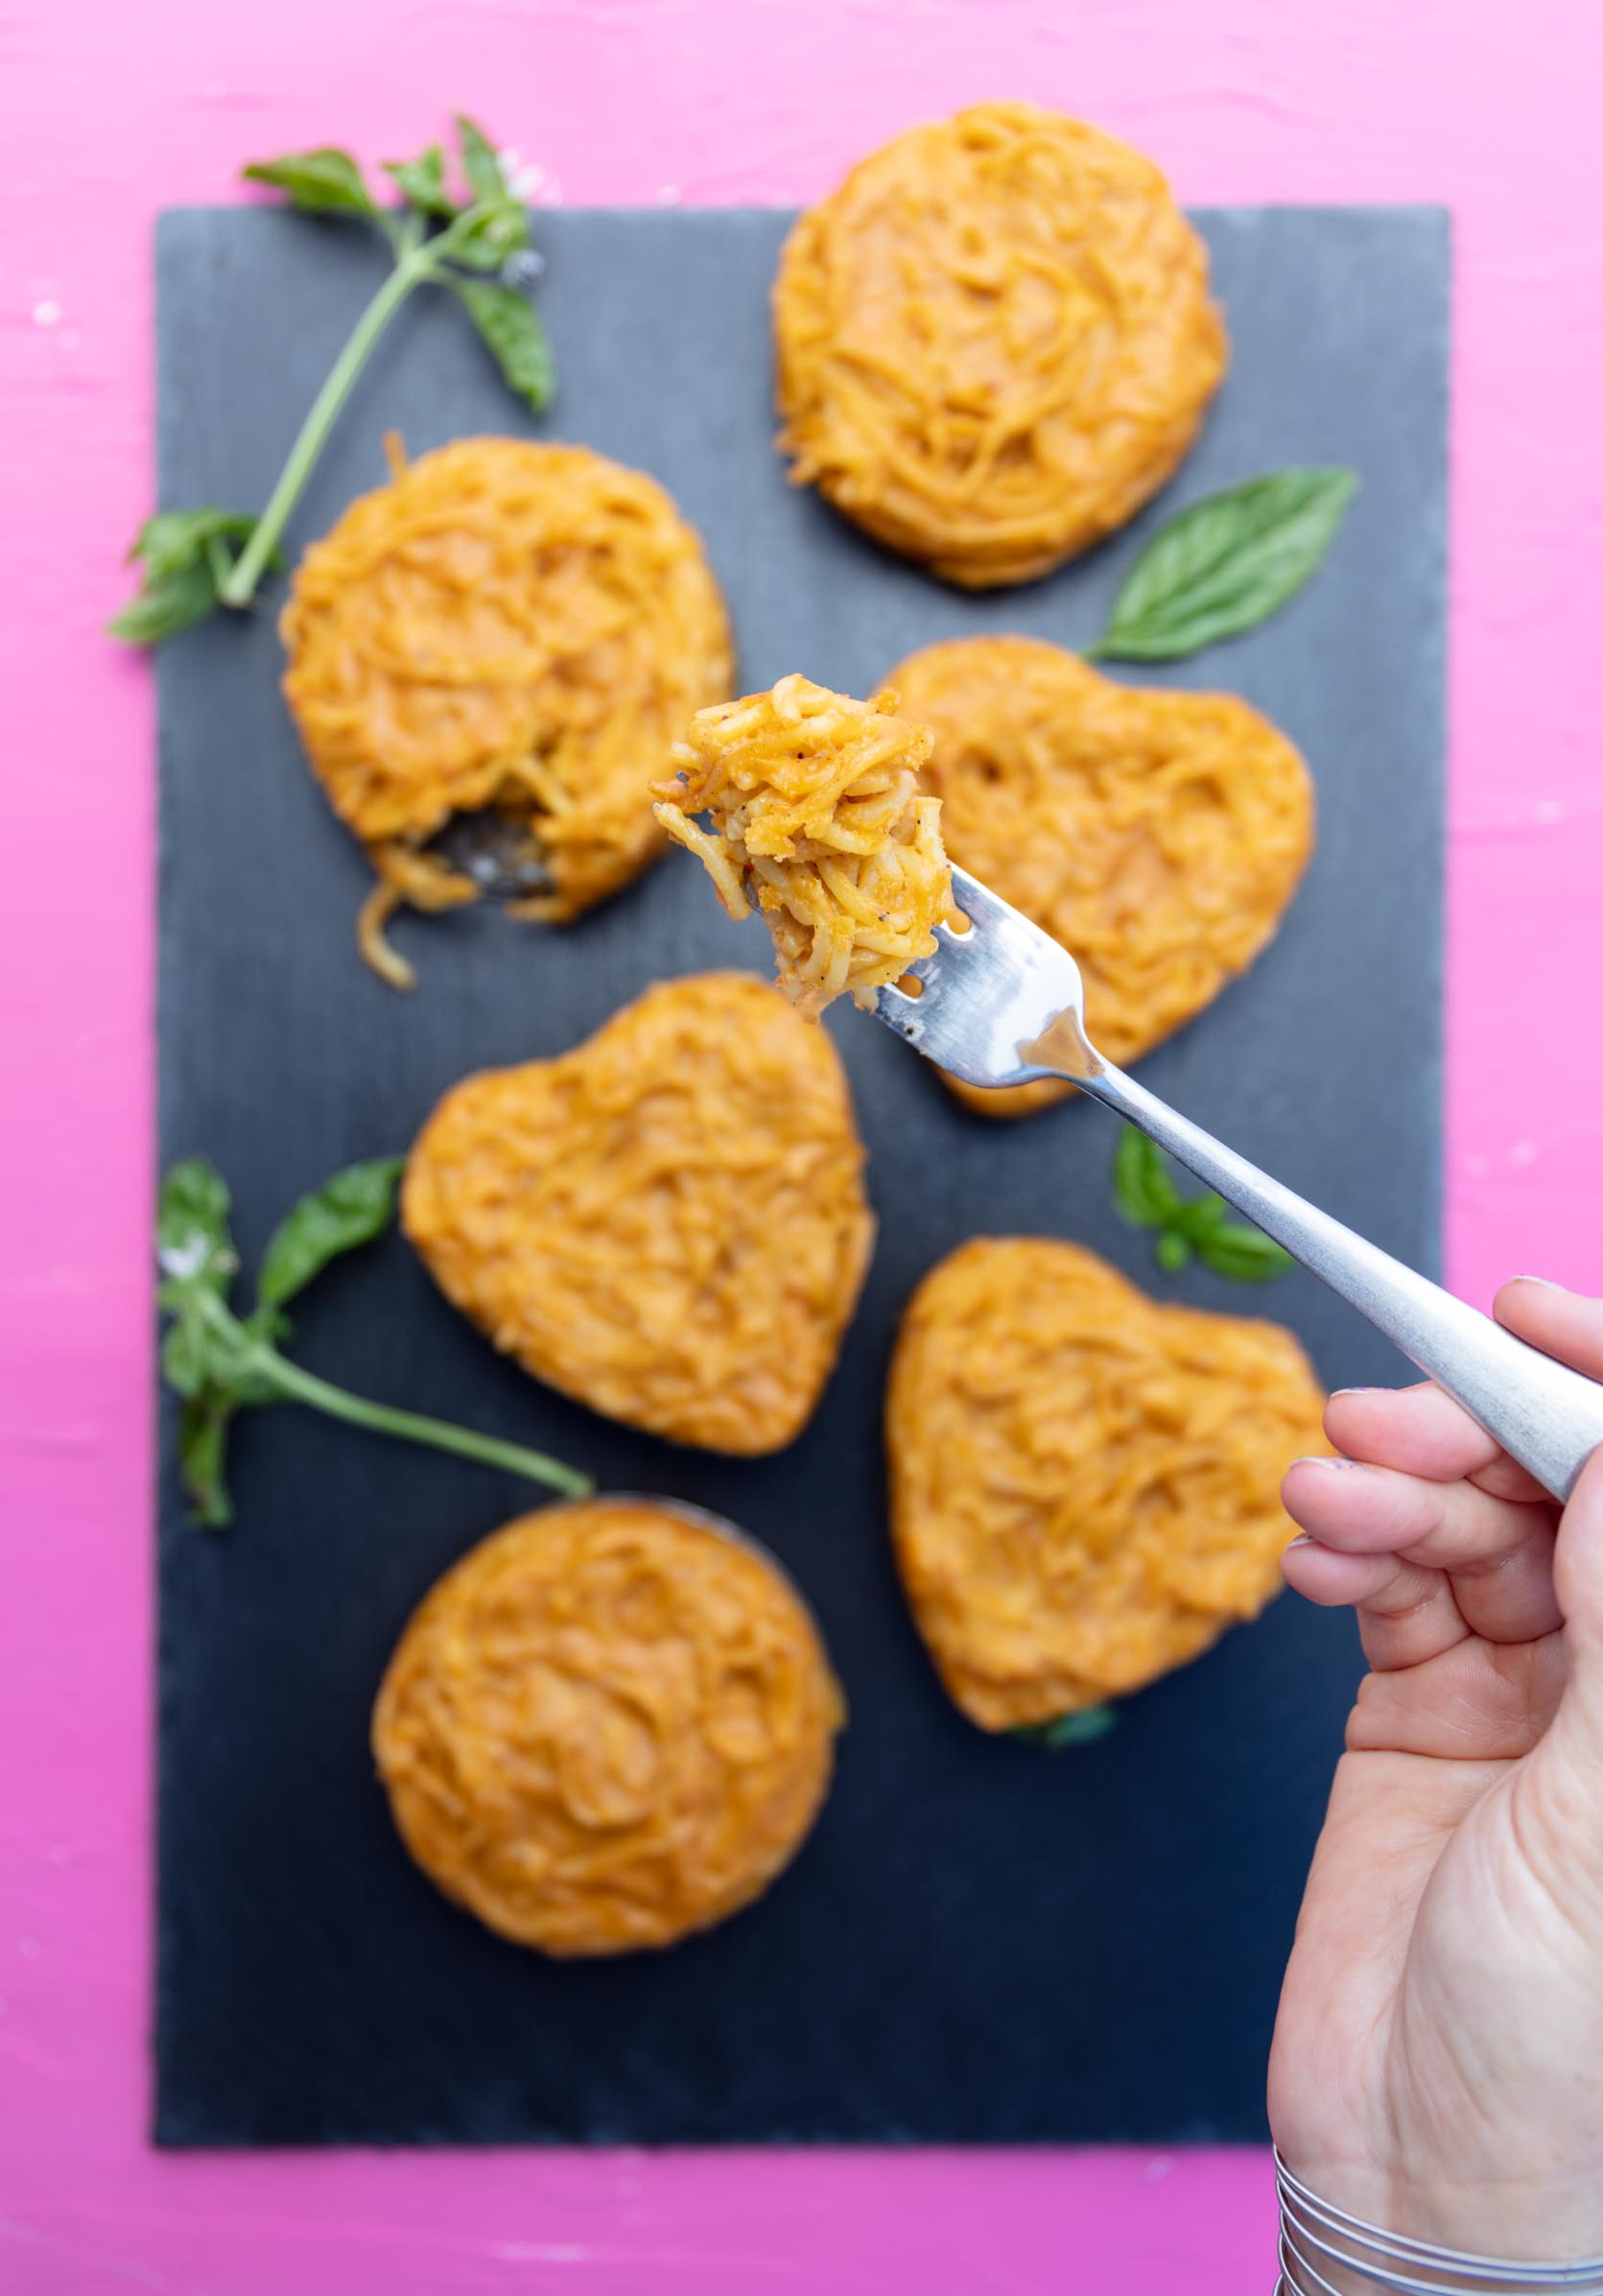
[158,1156,590,1527]
[1113,1124,1293,1283]
[112,116,554,647]
[1089,469,1356,664]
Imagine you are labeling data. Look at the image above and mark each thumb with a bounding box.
[1553,1443,1603,1728]
[1494,1279,1603,1701]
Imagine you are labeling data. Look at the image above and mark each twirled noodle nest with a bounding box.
[280,437,733,988]
[887,1239,1327,1730]
[653,675,951,1017]
[774,103,1226,587]
[882,637,1315,1117]
[403,973,875,1454]
[372,1498,844,1955]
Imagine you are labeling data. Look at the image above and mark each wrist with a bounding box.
[1275,2143,1603,2262]
[1276,2152,1603,2294]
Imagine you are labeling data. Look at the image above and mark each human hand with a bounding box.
[1268,1276,1603,2260]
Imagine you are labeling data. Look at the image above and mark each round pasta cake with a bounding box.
[403,972,875,1454]
[280,437,733,987]
[883,637,1315,1117]
[653,675,951,1018]
[372,1498,844,1955]
[774,103,1226,587]
[886,1238,1327,1731]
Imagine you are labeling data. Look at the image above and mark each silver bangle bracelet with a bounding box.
[1275,2151,1603,2295]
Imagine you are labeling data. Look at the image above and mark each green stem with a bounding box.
[196,1292,591,1500]
[265,1351,593,1497]
[217,201,503,609]
[219,242,432,608]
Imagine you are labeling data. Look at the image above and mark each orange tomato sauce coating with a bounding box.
[775,104,1226,587]
[403,974,875,1454]
[883,637,1314,1117]
[654,675,951,1018]
[887,1239,1327,1729]
[373,1499,843,1954]
[281,437,733,985]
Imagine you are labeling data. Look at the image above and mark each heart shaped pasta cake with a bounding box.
[403,973,875,1454]
[886,1238,1326,1730]
[883,637,1314,1116]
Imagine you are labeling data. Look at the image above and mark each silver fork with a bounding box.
[873,865,1603,1502]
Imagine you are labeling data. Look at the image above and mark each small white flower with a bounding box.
[159,1234,211,1280]
[159,1234,237,1280]
[499,147,563,205]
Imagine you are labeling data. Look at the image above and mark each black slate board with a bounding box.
[155,204,1449,2145]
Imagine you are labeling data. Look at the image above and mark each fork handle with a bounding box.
[1080,1063,1603,1503]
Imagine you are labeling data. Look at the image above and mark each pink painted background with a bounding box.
[4,0,1602,2286]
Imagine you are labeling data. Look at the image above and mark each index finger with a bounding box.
[1323,1382,1550,1503]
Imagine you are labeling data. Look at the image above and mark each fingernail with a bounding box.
[1331,1386,1380,1399]
[1285,1532,1315,1549]
[1511,1273,1567,1290]
[1289,1453,1366,1471]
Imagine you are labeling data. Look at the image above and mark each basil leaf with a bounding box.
[211,1308,288,1406]
[256,1155,406,1309]
[450,201,530,274]
[456,114,508,206]
[242,147,377,218]
[1195,1224,1295,1283]
[161,1313,215,1399]
[450,278,554,411]
[110,509,276,645]
[385,145,456,218]
[1112,1124,1180,1229]
[178,1392,236,1528]
[1093,469,1357,663]
[1171,1191,1229,1243]
[129,507,257,580]
[162,1288,283,1418]
[1111,1128,1291,1284]
[157,1160,238,1290]
[107,558,222,647]
[1014,1705,1118,1749]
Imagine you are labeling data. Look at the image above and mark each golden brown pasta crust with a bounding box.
[403,972,875,1454]
[882,637,1315,1117]
[372,1498,843,1955]
[887,1238,1327,1730]
[775,104,1226,587]
[281,437,733,986]
[653,675,951,1018]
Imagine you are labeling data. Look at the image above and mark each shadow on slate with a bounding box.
[153,204,1448,2145]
